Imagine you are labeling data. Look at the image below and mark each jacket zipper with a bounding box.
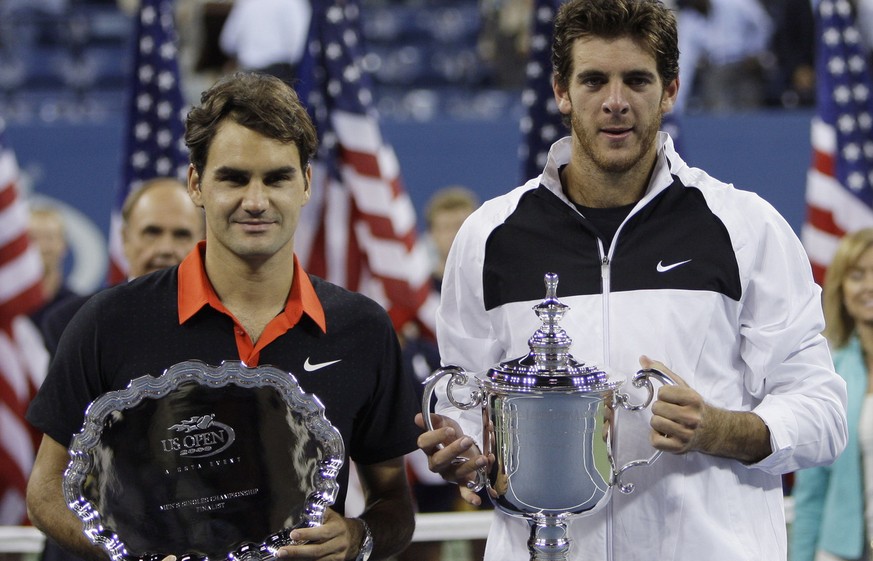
[599,242,611,369]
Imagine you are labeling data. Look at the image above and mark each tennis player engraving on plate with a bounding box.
[64,360,344,561]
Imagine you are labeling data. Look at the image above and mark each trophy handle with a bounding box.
[421,366,487,492]
[612,367,677,494]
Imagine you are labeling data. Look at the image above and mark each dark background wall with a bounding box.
[6,109,814,292]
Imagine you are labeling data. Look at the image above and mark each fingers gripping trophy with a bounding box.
[422,273,676,561]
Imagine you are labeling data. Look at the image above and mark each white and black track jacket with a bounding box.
[435,134,847,561]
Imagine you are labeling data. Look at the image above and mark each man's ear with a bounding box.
[187,164,203,207]
[303,163,312,204]
[661,77,680,114]
[553,74,572,116]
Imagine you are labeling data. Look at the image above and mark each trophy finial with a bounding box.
[529,272,572,370]
[534,272,569,333]
[487,271,613,387]
[544,272,558,300]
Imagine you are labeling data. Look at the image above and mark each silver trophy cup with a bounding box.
[422,273,675,561]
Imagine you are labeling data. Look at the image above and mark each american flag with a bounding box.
[107,0,189,284]
[0,120,48,524]
[519,0,565,183]
[802,0,873,283]
[296,0,437,333]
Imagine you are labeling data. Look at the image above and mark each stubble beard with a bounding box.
[572,110,664,175]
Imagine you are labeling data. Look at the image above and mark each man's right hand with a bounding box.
[413,413,489,506]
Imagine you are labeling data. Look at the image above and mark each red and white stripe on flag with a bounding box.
[803,116,873,282]
[0,126,48,525]
[298,109,435,333]
[0,316,48,524]
[800,0,873,284]
[0,149,42,321]
[299,0,439,336]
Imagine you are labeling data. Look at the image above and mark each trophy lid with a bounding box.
[486,273,621,392]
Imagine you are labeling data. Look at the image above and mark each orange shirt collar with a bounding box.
[178,241,326,352]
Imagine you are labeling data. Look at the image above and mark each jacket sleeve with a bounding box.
[735,195,847,473]
[433,208,505,445]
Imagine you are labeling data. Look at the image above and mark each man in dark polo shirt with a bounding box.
[26,71,420,561]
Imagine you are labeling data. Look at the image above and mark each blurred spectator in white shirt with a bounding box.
[675,0,774,113]
[219,0,312,85]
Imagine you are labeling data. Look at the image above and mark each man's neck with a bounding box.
[203,247,294,342]
[562,148,657,208]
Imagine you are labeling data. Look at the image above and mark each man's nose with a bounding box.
[241,182,268,213]
[154,232,177,255]
[602,83,630,115]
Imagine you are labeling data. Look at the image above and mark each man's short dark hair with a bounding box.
[185,71,319,177]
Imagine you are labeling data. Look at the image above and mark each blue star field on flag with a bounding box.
[304,1,376,170]
[519,0,566,183]
[816,0,873,204]
[108,0,188,283]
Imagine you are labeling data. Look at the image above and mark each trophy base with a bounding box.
[527,517,570,561]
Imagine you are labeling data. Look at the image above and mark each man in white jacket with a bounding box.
[415,1,848,560]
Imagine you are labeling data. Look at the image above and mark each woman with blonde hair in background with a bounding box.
[791,227,873,561]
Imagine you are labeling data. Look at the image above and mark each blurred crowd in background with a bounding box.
[0,0,862,124]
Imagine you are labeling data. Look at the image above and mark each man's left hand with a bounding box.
[643,355,708,454]
[642,355,771,463]
[277,508,360,560]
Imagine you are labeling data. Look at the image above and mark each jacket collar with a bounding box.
[539,131,684,211]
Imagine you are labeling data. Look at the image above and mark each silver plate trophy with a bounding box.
[422,273,676,561]
[64,360,345,561]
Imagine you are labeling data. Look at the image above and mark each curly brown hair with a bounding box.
[552,0,680,91]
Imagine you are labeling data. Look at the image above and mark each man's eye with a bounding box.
[217,173,248,185]
[266,175,293,185]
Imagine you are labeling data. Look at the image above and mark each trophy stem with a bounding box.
[527,516,570,561]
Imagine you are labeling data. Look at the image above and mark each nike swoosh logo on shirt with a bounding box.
[656,259,692,273]
[303,358,342,372]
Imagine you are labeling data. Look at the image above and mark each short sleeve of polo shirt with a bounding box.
[342,302,421,465]
[27,289,113,447]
